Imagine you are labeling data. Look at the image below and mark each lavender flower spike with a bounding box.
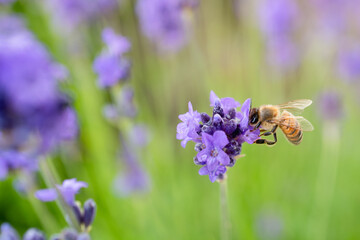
[176,101,201,148]
[177,91,260,182]
[93,28,131,88]
[35,178,88,205]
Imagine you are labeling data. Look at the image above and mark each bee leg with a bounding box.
[255,126,278,145]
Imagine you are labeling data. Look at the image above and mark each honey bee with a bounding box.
[249,99,314,145]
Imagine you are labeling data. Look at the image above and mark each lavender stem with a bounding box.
[39,157,81,231]
[219,176,231,240]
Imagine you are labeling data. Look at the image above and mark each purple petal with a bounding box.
[212,131,229,148]
[198,166,209,175]
[188,101,194,114]
[218,150,230,166]
[207,157,218,172]
[209,90,219,106]
[196,149,209,163]
[35,188,58,202]
[201,132,214,148]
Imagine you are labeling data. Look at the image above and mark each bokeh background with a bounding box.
[1,0,359,239]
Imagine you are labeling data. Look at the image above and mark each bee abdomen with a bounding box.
[280,113,303,145]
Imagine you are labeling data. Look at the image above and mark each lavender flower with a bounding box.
[0,14,78,159]
[316,90,344,121]
[0,151,38,180]
[93,28,131,88]
[113,142,150,197]
[176,101,201,148]
[177,91,259,182]
[0,0,15,4]
[51,228,90,240]
[136,0,194,53]
[0,223,45,240]
[35,178,88,205]
[46,0,118,27]
[337,47,360,83]
[258,0,299,72]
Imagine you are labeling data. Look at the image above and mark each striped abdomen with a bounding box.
[279,111,303,145]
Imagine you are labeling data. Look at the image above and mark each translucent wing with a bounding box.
[277,99,312,115]
[294,116,314,131]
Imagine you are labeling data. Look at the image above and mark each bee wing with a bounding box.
[294,116,314,131]
[277,99,313,115]
[271,116,314,132]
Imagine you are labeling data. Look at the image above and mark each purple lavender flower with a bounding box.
[0,151,38,180]
[176,101,201,148]
[136,0,193,53]
[0,223,45,240]
[258,0,299,72]
[177,91,260,182]
[0,14,78,157]
[35,178,88,205]
[0,223,20,240]
[51,228,90,240]
[337,47,360,83]
[0,0,15,4]
[46,0,118,27]
[23,229,46,240]
[93,28,131,88]
[114,143,150,197]
[259,0,298,37]
[210,91,241,115]
[316,90,344,121]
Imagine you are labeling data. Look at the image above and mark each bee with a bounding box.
[249,99,314,145]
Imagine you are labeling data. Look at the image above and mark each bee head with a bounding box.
[249,108,259,126]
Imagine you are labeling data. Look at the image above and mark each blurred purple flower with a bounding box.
[114,143,150,197]
[129,124,151,147]
[266,38,299,72]
[338,47,360,83]
[0,0,15,4]
[176,101,201,148]
[94,28,131,88]
[0,151,38,180]
[23,229,46,240]
[259,0,298,37]
[35,178,88,205]
[258,0,299,72]
[102,28,131,55]
[316,90,344,121]
[256,211,284,240]
[0,223,20,240]
[0,223,45,240]
[47,0,118,27]
[114,165,150,197]
[52,228,90,240]
[136,0,192,53]
[0,14,78,157]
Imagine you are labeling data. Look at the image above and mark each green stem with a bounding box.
[219,176,231,240]
[39,157,81,231]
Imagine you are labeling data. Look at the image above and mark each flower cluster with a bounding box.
[94,28,151,196]
[93,28,131,88]
[177,91,260,182]
[258,0,299,72]
[35,179,96,237]
[136,0,197,53]
[0,15,77,183]
[0,223,45,240]
[46,0,118,27]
